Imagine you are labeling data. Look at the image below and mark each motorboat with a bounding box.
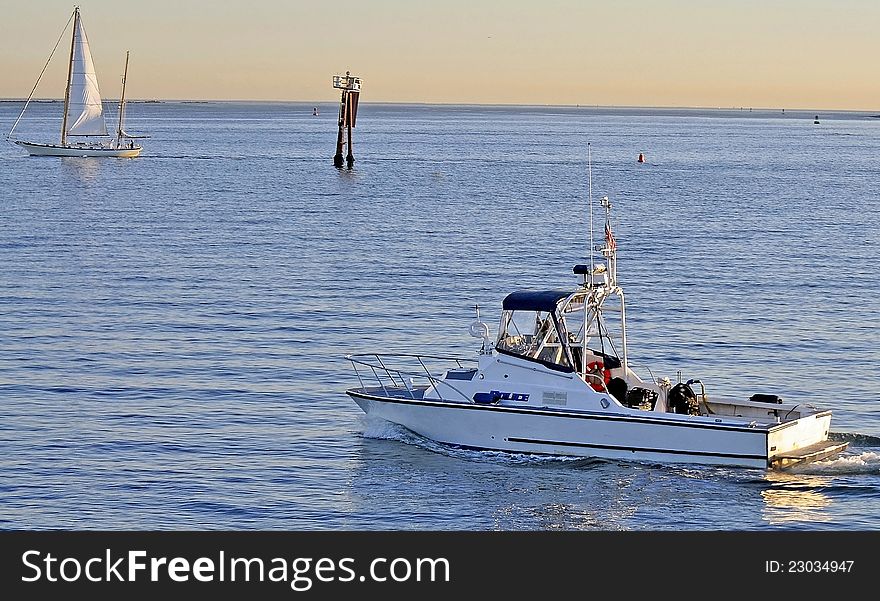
[345,194,848,470]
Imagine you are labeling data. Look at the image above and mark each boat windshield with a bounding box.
[496,309,574,370]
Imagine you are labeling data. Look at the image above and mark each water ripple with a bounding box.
[2,102,879,529]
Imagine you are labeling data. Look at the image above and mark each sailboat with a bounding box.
[8,7,145,157]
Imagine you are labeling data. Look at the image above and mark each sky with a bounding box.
[1,0,878,110]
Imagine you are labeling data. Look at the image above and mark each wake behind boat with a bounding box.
[8,7,146,157]
[345,168,848,470]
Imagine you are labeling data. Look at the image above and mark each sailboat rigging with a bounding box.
[8,7,146,157]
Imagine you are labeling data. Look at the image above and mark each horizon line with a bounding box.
[1,98,878,114]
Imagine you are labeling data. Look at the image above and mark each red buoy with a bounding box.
[637,152,645,163]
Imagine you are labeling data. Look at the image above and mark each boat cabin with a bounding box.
[495,287,625,392]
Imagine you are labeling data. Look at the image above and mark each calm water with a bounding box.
[1,101,879,530]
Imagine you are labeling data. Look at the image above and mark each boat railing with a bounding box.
[581,372,610,392]
[345,353,478,404]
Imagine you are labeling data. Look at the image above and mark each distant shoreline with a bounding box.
[0,98,877,116]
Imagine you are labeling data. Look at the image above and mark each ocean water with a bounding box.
[1,101,879,530]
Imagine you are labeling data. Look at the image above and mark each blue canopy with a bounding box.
[501,290,571,312]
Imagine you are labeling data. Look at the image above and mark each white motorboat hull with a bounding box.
[15,141,141,158]
[343,187,848,470]
[348,387,838,469]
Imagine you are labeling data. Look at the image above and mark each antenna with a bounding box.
[588,143,595,277]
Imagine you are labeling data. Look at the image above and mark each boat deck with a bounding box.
[770,440,850,469]
[352,385,428,400]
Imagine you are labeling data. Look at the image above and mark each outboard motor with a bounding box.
[668,382,700,415]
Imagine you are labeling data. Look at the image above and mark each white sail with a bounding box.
[65,13,107,136]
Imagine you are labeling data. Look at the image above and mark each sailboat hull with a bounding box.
[15,141,141,158]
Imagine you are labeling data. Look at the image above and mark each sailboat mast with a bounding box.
[116,51,130,147]
[60,7,78,146]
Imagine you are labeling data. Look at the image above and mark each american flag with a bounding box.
[605,222,616,250]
